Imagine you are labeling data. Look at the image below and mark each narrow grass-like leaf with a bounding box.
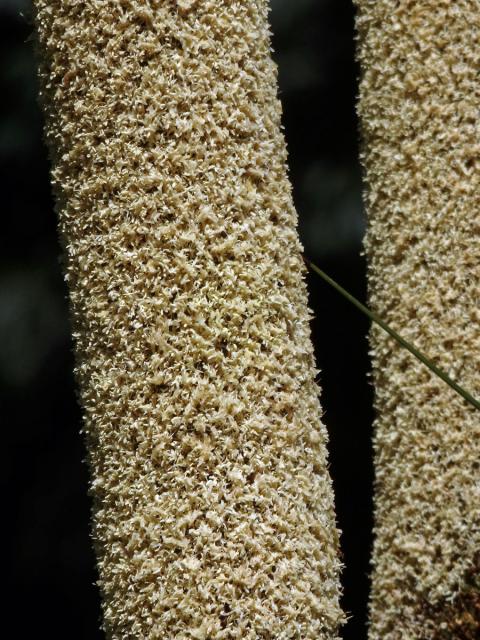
[305,257,480,412]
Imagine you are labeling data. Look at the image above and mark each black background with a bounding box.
[1,1,374,637]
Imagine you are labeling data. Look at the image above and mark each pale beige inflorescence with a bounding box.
[33,1,345,638]
[355,1,480,638]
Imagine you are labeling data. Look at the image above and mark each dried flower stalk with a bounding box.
[33,1,344,637]
[355,1,480,637]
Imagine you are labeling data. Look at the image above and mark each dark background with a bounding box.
[1,0,373,637]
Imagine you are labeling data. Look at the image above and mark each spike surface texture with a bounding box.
[355,1,480,638]
[33,1,345,638]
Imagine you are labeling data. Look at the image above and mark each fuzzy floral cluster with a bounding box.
[34,1,344,638]
[355,1,480,638]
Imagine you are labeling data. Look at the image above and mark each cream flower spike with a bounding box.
[33,1,345,638]
[355,1,480,637]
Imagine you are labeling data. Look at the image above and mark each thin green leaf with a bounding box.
[305,257,480,412]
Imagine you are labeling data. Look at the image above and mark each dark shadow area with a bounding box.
[1,3,103,637]
[271,2,374,637]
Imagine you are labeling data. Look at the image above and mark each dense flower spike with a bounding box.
[355,1,480,638]
[33,1,344,638]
